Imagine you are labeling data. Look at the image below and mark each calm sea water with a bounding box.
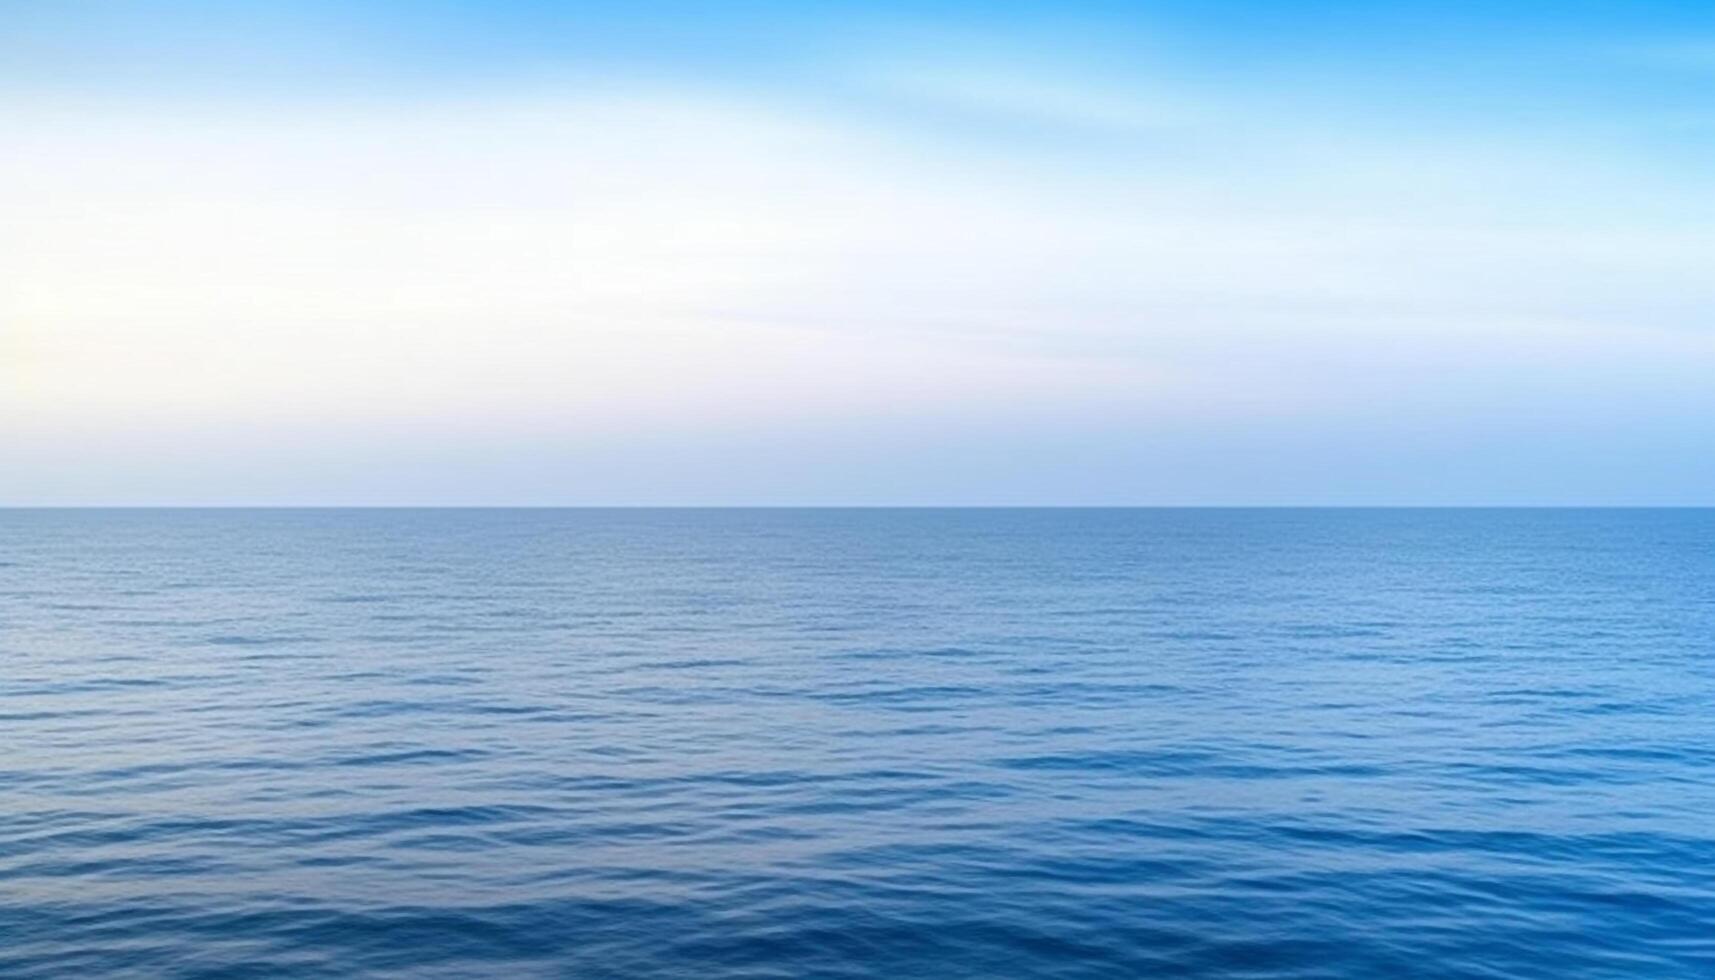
[2,509,1712,978]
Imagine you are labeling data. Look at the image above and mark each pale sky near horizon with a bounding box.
[3,2,1712,504]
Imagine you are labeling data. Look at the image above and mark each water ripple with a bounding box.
[2,508,1713,978]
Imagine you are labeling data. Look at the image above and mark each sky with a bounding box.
[2,1,1712,505]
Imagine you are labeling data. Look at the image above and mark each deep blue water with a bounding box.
[2,508,1713,978]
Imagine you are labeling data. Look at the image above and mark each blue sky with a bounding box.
[3,1,1712,504]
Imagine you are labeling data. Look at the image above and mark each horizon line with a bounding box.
[4,504,1712,511]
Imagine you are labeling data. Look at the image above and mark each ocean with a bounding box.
[2,508,1712,978]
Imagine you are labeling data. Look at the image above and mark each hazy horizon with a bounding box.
[7,504,1715,511]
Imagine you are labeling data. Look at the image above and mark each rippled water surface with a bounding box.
[3,509,1713,978]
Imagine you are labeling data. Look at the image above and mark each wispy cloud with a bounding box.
[859,63,1200,133]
